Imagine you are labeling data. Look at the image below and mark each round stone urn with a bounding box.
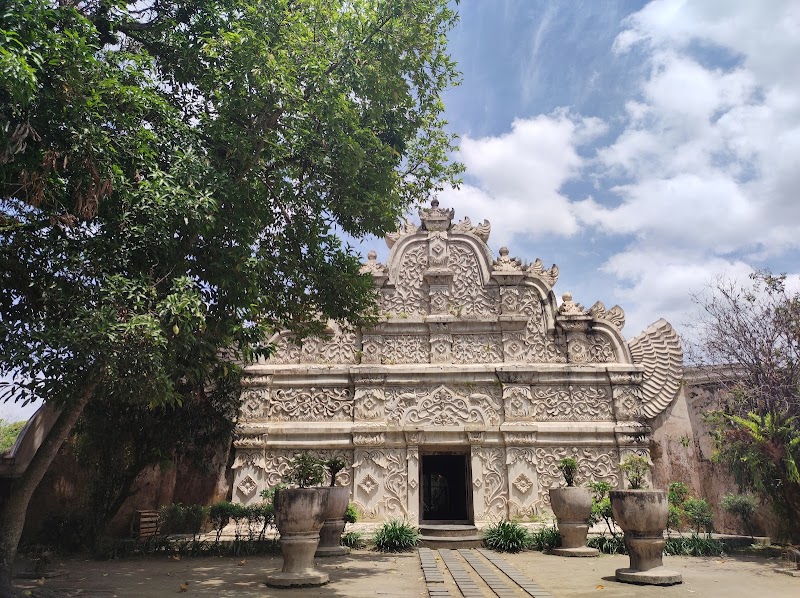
[610,490,682,585]
[266,487,330,587]
[315,486,350,557]
[549,487,599,557]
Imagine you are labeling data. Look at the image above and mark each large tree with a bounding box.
[0,0,461,590]
[690,272,800,541]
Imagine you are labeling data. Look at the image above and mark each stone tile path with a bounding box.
[418,547,554,598]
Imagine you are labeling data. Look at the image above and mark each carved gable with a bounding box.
[235,200,684,523]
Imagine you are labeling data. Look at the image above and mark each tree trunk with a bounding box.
[0,377,98,596]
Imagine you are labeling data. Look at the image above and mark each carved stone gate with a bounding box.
[231,201,683,523]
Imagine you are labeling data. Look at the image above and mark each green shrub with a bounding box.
[341,531,366,549]
[159,503,187,535]
[668,505,683,532]
[0,419,25,452]
[529,524,561,552]
[664,533,725,556]
[344,503,359,525]
[587,534,627,554]
[260,483,287,507]
[668,482,691,507]
[482,520,532,553]
[184,504,208,539]
[620,454,650,489]
[587,481,617,537]
[720,493,757,537]
[209,501,234,543]
[373,519,419,552]
[283,453,325,488]
[557,457,578,487]
[683,498,714,535]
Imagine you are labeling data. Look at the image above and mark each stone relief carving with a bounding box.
[239,387,269,421]
[269,387,353,421]
[612,385,642,421]
[448,243,499,316]
[526,386,613,421]
[535,446,620,506]
[352,448,407,519]
[382,334,429,364]
[361,334,383,364]
[451,333,503,364]
[629,318,684,419]
[385,385,502,427]
[382,242,429,316]
[354,388,385,421]
[266,335,301,364]
[475,447,507,520]
[429,332,453,364]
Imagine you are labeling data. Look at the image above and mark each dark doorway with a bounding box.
[421,453,471,522]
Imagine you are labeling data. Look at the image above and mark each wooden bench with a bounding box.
[133,510,160,538]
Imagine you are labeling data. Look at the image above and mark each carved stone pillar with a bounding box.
[406,445,420,524]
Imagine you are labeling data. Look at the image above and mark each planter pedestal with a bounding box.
[315,486,350,557]
[610,490,682,586]
[266,488,330,588]
[549,487,598,557]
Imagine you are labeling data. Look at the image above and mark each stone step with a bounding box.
[419,524,480,538]
[419,535,484,549]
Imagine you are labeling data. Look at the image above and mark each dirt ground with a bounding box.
[12,549,799,597]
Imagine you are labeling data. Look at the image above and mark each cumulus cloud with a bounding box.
[441,110,606,247]
[446,0,800,337]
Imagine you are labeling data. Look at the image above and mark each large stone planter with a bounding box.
[315,486,350,557]
[549,487,599,557]
[610,490,682,585]
[266,487,330,587]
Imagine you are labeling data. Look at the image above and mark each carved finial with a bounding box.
[558,292,585,315]
[360,250,386,275]
[588,300,626,330]
[419,198,455,232]
[493,246,523,271]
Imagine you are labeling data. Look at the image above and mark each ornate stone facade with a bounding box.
[231,201,683,523]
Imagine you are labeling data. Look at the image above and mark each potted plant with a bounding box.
[609,454,682,585]
[315,457,351,557]
[548,457,598,557]
[266,454,330,587]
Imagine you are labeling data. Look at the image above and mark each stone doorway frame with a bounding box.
[419,449,473,524]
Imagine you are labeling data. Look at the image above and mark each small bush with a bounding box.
[373,519,419,552]
[184,504,208,539]
[209,501,234,543]
[0,419,26,452]
[620,454,650,489]
[557,457,578,487]
[720,493,757,537]
[587,535,626,554]
[668,482,691,507]
[341,531,366,549]
[483,520,532,553]
[283,453,325,488]
[159,504,187,535]
[529,524,561,552]
[587,481,617,537]
[664,533,725,556]
[344,503,359,525]
[668,505,683,532]
[683,498,714,535]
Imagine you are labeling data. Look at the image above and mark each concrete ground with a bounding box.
[12,548,799,597]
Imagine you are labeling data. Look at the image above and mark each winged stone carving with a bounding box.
[527,258,559,288]
[628,319,683,419]
[452,216,491,242]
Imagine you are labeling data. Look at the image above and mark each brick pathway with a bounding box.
[418,547,554,598]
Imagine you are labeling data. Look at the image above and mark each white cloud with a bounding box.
[446,0,800,338]
[442,111,607,247]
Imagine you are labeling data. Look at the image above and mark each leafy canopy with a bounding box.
[0,0,462,410]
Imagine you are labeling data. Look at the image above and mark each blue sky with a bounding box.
[431,0,800,339]
[4,0,800,422]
